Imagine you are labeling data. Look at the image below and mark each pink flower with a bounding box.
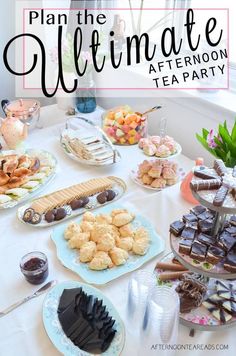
[207,129,217,149]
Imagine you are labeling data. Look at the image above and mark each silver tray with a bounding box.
[17,176,126,228]
[60,116,121,166]
[0,149,57,209]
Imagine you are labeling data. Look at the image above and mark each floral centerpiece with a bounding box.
[196,120,236,167]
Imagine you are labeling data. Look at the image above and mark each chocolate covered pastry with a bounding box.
[193,167,217,180]
[181,227,196,240]
[179,239,193,255]
[198,219,213,234]
[169,220,185,236]
[58,288,116,353]
[190,205,207,216]
[206,246,225,265]
[217,231,236,252]
[214,159,227,177]
[190,241,207,261]
[213,185,229,207]
[183,213,198,223]
[196,233,216,247]
[190,178,222,192]
[229,216,236,226]
[176,275,207,313]
[224,250,236,273]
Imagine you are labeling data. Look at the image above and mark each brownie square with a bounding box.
[197,233,216,246]
[190,241,207,261]
[217,231,236,252]
[229,216,236,226]
[225,225,236,236]
[179,239,193,255]
[206,246,225,265]
[185,221,198,230]
[224,252,236,273]
[191,205,207,216]
[183,213,198,223]
[198,219,213,234]
[169,220,185,237]
[198,210,215,221]
[181,227,196,240]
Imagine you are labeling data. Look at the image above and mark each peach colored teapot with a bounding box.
[0,114,28,149]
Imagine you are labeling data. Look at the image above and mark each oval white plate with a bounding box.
[0,149,57,209]
[139,142,182,160]
[43,280,125,356]
[130,165,185,191]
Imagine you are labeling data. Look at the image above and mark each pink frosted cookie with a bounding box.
[156,145,171,158]
[143,143,156,156]
[150,135,161,146]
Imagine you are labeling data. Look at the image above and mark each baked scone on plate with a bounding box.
[132,238,149,255]
[64,222,81,240]
[79,241,97,263]
[96,233,115,252]
[116,236,133,251]
[109,247,129,266]
[112,212,135,227]
[68,232,90,249]
[89,251,113,270]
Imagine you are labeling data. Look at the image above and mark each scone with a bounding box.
[95,214,112,225]
[116,237,133,251]
[83,211,96,222]
[97,233,115,252]
[64,222,81,240]
[79,241,96,263]
[150,178,166,189]
[134,227,149,242]
[68,232,90,249]
[80,220,94,233]
[89,251,113,270]
[112,212,135,227]
[119,224,134,237]
[132,238,149,255]
[148,165,162,178]
[109,247,129,266]
[91,223,119,242]
[111,209,128,217]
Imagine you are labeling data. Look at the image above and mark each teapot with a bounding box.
[0,113,28,149]
[1,98,41,129]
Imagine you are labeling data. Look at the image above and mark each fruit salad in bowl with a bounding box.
[102,105,147,145]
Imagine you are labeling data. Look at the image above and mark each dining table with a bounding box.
[0,104,234,356]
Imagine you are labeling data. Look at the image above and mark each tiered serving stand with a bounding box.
[168,163,236,331]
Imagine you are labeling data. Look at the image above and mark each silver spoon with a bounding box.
[0,280,57,318]
[136,105,162,117]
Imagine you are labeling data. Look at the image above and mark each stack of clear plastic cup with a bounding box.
[139,286,180,356]
[126,270,156,338]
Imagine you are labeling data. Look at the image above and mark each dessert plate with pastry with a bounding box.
[43,280,125,355]
[50,205,165,285]
[17,176,126,227]
[60,116,121,166]
[130,159,185,191]
[0,149,57,209]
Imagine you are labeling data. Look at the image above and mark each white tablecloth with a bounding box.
[0,105,234,356]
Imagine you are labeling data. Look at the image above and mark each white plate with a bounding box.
[139,142,182,160]
[17,177,126,228]
[130,164,185,191]
[0,149,57,209]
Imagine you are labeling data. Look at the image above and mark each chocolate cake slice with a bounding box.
[206,246,225,265]
[217,231,236,252]
[179,239,193,255]
[198,219,213,234]
[196,233,216,247]
[190,205,207,216]
[190,241,207,262]
[183,213,198,223]
[169,220,185,236]
[181,227,196,241]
